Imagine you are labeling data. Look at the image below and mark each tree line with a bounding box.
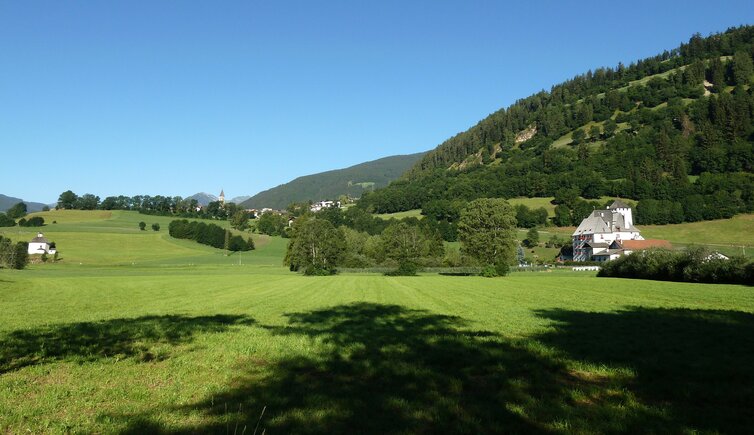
[168,220,255,252]
[55,190,251,222]
[0,202,46,228]
[284,198,518,276]
[598,247,753,285]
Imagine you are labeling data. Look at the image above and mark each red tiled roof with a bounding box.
[620,239,672,250]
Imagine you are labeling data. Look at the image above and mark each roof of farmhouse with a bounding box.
[573,209,639,236]
[608,199,631,209]
[30,233,49,243]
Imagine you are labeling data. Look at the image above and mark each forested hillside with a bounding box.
[359,26,754,226]
[240,152,426,210]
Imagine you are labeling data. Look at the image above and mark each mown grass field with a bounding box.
[1,211,753,433]
[374,208,424,220]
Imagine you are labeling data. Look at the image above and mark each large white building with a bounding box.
[572,200,644,262]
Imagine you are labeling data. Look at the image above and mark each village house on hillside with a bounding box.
[572,200,670,262]
[27,233,56,255]
[310,200,341,213]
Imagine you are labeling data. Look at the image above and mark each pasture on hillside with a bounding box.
[1,210,753,433]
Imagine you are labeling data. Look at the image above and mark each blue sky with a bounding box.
[2,1,753,203]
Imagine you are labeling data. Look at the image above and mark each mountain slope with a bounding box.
[241,152,426,210]
[229,196,251,204]
[187,193,218,207]
[0,194,49,213]
[358,26,754,226]
[405,27,754,179]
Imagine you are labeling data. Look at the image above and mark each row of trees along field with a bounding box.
[284,199,517,276]
[54,190,253,228]
[358,27,754,225]
[598,247,754,285]
[168,220,254,252]
[0,203,46,228]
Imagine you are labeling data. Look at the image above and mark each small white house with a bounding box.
[27,233,56,255]
[310,200,341,213]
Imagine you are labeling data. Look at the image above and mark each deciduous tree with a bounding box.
[6,202,27,219]
[285,218,345,275]
[458,198,517,275]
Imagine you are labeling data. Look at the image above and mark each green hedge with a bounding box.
[598,247,753,285]
[168,219,254,252]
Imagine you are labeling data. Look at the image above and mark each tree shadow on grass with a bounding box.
[118,303,676,434]
[534,307,754,434]
[0,314,255,373]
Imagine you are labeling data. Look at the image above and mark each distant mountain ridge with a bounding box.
[185,193,250,206]
[186,192,218,206]
[0,194,49,213]
[240,152,427,210]
[229,196,251,204]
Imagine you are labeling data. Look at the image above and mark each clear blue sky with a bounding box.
[2,1,753,203]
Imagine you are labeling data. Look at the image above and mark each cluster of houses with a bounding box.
[310,200,341,213]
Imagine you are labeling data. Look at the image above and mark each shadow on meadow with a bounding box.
[534,307,754,434]
[0,314,255,373]
[117,303,701,434]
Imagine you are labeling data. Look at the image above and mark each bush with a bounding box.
[169,219,254,252]
[139,221,146,231]
[495,262,511,276]
[384,261,418,276]
[0,213,16,227]
[18,216,44,227]
[480,265,499,277]
[151,223,160,231]
[598,247,752,285]
[304,265,337,276]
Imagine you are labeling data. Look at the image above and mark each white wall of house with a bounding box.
[28,242,49,255]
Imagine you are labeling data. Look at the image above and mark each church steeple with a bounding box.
[219,189,225,205]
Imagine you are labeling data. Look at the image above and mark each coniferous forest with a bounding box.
[358,27,754,226]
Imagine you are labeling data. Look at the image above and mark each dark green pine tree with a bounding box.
[732,50,753,85]
[708,57,727,92]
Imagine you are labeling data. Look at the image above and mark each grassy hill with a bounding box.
[0,210,284,267]
[240,152,426,210]
[1,210,754,433]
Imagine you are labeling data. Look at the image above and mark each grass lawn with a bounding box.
[641,214,754,246]
[374,209,424,220]
[507,197,557,216]
[1,211,753,433]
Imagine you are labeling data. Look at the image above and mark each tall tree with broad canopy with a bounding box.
[230,211,250,231]
[57,190,78,209]
[5,202,27,219]
[285,217,345,275]
[380,221,444,275]
[458,198,517,275]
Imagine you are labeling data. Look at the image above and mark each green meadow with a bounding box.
[1,211,753,433]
